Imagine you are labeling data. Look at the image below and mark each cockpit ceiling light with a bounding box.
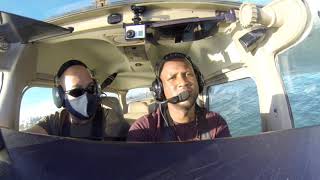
[108,13,122,24]
[135,63,143,67]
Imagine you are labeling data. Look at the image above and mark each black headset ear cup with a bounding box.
[199,73,205,93]
[92,79,100,95]
[151,78,165,101]
[52,85,65,108]
[185,56,204,93]
[194,67,205,93]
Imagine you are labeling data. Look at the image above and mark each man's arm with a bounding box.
[127,114,155,142]
[24,112,61,135]
[24,124,48,135]
[104,109,130,138]
[216,114,232,138]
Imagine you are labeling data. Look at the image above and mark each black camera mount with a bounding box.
[131,5,146,24]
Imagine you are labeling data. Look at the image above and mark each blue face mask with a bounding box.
[64,93,99,120]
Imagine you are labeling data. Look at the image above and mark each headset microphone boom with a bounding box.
[157,91,190,104]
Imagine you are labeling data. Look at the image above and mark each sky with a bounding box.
[0,0,272,20]
[20,88,60,125]
[0,0,93,20]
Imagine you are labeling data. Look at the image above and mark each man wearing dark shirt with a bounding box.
[127,52,231,142]
[26,60,129,140]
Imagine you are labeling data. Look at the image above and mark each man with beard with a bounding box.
[127,52,231,142]
[26,60,129,141]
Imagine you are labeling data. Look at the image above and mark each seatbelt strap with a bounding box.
[90,107,104,140]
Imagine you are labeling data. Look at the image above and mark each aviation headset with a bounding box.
[52,59,99,108]
[151,52,205,101]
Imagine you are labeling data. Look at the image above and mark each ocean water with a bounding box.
[283,72,320,128]
[209,78,261,137]
[209,72,320,137]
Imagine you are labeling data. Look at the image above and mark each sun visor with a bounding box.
[0,11,73,43]
[149,10,236,43]
[0,11,73,71]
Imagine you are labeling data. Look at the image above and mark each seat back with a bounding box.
[100,96,129,139]
[101,96,123,116]
[148,102,158,113]
[124,101,149,125]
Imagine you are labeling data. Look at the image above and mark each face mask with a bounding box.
[64,93,99,120]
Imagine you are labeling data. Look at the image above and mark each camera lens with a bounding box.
[126,30,135,39]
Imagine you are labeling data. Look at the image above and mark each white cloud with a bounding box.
[20,100,60,125]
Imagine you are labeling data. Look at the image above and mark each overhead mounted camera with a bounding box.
[124,5,146,40]
[131,5,145,25]
[125,24,146,40]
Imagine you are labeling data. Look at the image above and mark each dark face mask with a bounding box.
[64,93,99,120]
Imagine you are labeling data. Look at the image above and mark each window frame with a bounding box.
[0,72,3,94]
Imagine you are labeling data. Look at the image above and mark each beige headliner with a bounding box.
[32,2,242,91]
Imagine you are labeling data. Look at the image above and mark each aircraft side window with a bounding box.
[19,87,60,131]
[277,15,320,128]
[126,87,154,104]
[207,78,261,137]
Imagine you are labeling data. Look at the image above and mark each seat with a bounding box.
[148,102,158,113]
[100,96,129,139]
[101,96,124,116]
[124,101,149,125]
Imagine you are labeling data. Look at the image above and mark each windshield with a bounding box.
[0,0,271,21]
[0,0,93,20]
[126,87,154,104]
[109,0,272,6]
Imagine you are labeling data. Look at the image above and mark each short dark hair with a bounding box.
[56,59,88,78]
[155,52,193,77]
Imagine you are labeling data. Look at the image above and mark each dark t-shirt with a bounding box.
[127,106,231,142]
[36,106,129,140]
